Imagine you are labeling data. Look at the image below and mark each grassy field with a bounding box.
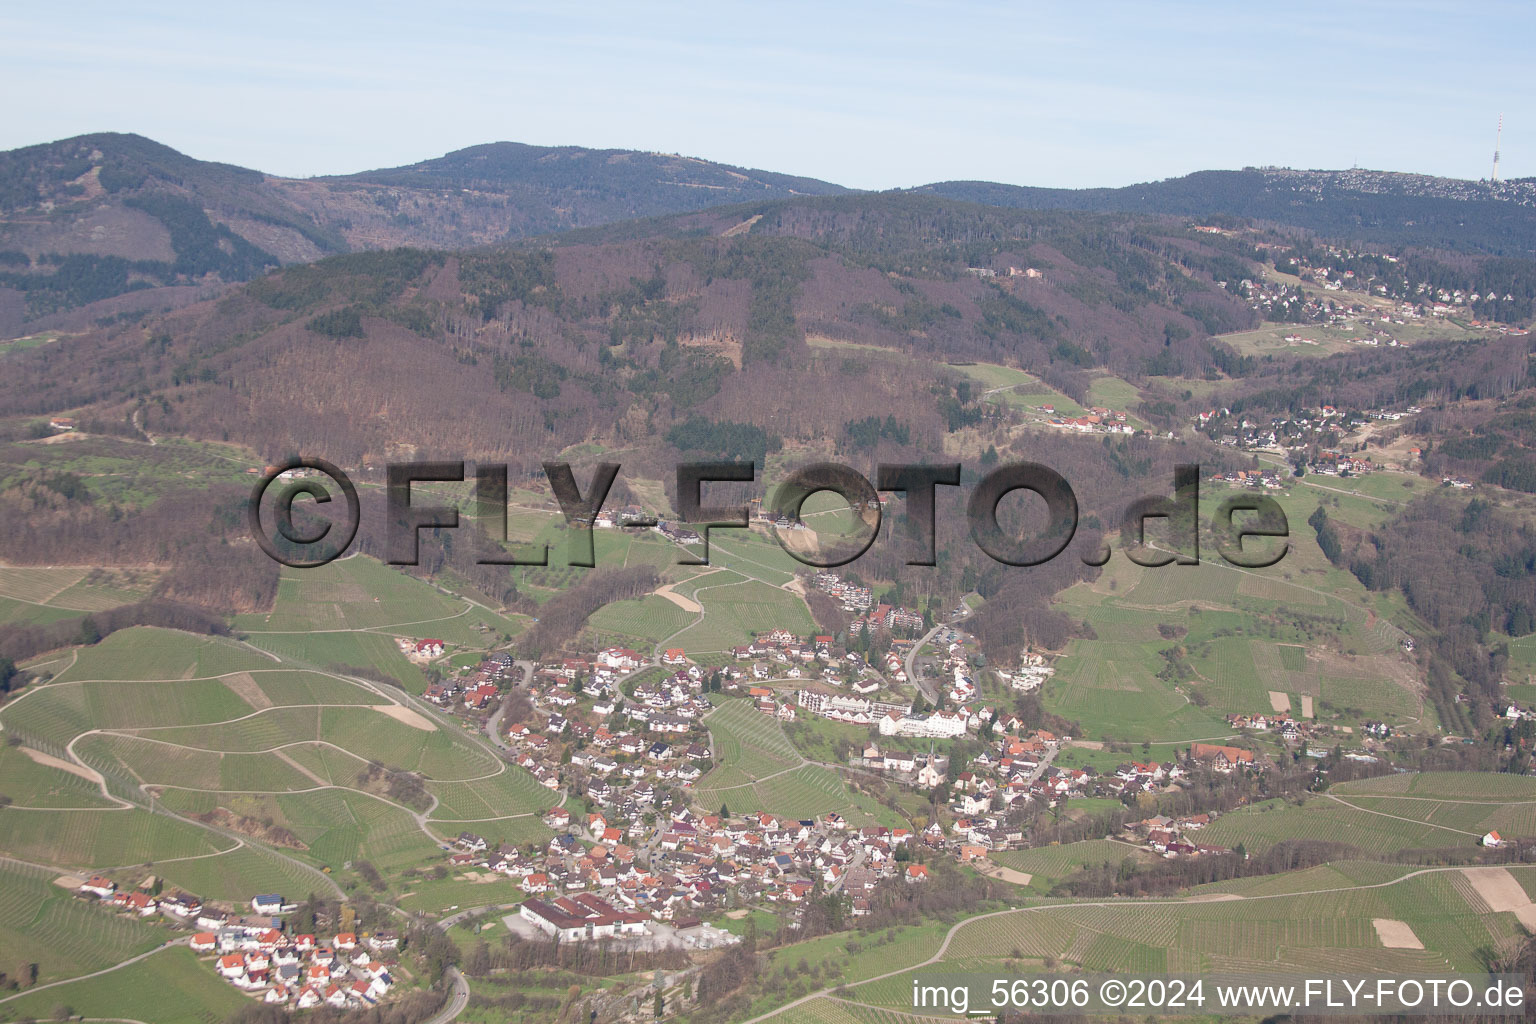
[1219,318,1499,359]
[990,840,1155,890]
[1039,484,1425,740]
[0,741,116,808]
[668,579,817,653]
[0,434,255,510]
[234,555,521,646]
[1196,795,1479,855]
[694,699,897,826]
[951,362,1085,417]
[0,945,249,1024]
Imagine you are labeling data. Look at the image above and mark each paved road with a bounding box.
[903,598,975,706]
[484,659,535,752]
[904,623,945,705]
[424,903,531,1024]
[421,966,469,1024]
[827,847,865,892]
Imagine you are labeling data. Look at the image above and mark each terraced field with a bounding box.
[0,619,517,909]
[753,837,1536,1024]
[235,555,470,633]
[0,860,168,985]
[0,566,164,625]
[425,765,554,821]
[148,843,337,903]
[274,789,441,873]
[990,839,1154,889]
[49,627,274,682]
[424,812,554,852]
[1195,796,1477,854]
[669,578,817,653]
[701,698,801,781]
[585,593,696,644]
[695,699,895,825]
[245,629,425,685]
[0,741,115,808]
[932,867,1528,979]
[75,734,318,792]
[0,805,231,868]
[766,922,950,986]
[1337,772,1536,800]
[706,532,812,588]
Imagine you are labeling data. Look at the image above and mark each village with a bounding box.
[47,572,1449,1015]
[1183,402,1467,492]
[386,597,1372,943]
[67,880,405,1009]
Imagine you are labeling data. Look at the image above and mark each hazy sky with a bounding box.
[3,1,1530,189]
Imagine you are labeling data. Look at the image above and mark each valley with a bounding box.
[0,128,1534,1024]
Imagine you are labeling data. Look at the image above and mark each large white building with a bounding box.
[796,689,909,724]
[878,710,966,739]
[519,895,649,942]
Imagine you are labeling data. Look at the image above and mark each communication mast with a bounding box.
[1492,114,1503,183]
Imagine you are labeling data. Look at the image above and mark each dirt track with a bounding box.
[19,745,101,783]
[372,704,436,731]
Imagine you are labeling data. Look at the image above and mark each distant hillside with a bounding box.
[0,134,845,336]
[6,132,1535,338]
[0,192,1264,462]
[333,140,846,212]
[916,168,1536,257]
[0,189,1525,730]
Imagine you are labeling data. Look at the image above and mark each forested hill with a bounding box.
[0,193,1264,461]
[332,140,848,212]
[0,133,845,336]
[5,131,1536,336]
[916,168,1536,257]
[1,188,1530,720]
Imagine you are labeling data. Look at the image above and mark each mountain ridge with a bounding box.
[0,132,849,336]
[3,132,1536,338]
[913,167,1536,256]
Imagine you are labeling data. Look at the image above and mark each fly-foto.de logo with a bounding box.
[248,459,1288,571]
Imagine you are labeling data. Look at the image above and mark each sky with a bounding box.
[2,1,1531,189]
